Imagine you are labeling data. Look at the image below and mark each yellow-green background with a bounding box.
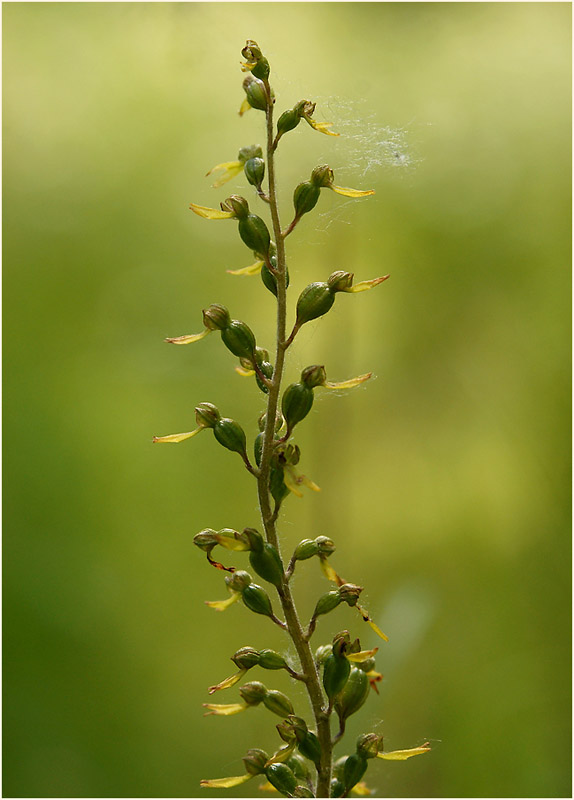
[3,3,571,797]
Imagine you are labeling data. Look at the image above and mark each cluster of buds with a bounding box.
[154,38,429,798]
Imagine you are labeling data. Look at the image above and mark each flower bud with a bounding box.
[281,382,314,432]
[356,733,381,760]
[293,181,321,219]
[239,680,267,706]
[315,644,332,665]
[313,590,342,619]
[334,667,370,725]
[238,213,271,257]
[264,763,298,796]
[226,570,252,592]
[241,40,270,81]
[220,194,249,220]
[276,107,301,139]
[297,731,321,769]
[287,753,312,782]
[263,689,294,717]
[357,656,377,673]
[193,528,219,551]
[258,649,288,671]
[323,649,351,703]
[249,543,284,586]
[243,748,269,776]
[293,539,319,561]
[232,647,261,670]
[301,364,327,389]
[310,164,334,188]
[241,582,275,618]
[295,281,336,327]
[327,271,354,293]
[339,583,364,607]
[238,144,263,163]
[243,74,268,112]
[316,536,336,557]
[244,157,265,190]
[194,402,221,428]
[256,359,274,395]
[261,260,290,297]
[213,418,248,458]
[202,304,231,331]
[220,319,256,360]
[343,753,368,794]
[254,432,264,467]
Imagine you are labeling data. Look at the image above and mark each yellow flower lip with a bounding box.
[164,330,210,345]
[152,428,203,444]
[189,202,236,219]
[330,185,375,198]
[377,743,431,760]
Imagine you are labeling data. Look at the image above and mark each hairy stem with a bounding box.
[256,86,333,798]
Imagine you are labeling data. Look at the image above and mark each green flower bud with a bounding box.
[238,213,271,257]
[293,539,319,561]
[239,680,267,706]
[334,667,370,725]
[202,304,230,331]
[310,164,334,188]
[265,763,298,796]
[220,194,249,220]
[270,463,290,506]
[281,382,314,432]
[243,748,269,776]
[313,590,342,619]
[276,107,301,138]
[220,319,257,360]
[195,402,221,428]
[332,631,351,657]
[226,570,252,592]
[263,689,294,717]
[339,583,363,607]
[254,432,264,467]
[241,582,275,618]
[286,753,312,782]
[232,647,261,670]
[241,40,270,81]
[258,649,289,671]
[256,359,274,395]
[293,181,321,220]
[315,644,333,665]
[323,651,351,703]
[357,656,376,673]
[193,529,218,551]
[276,719,296,743]
[243,74,268,112]
[238,144,263,163]
[244,157,265,189]
[250,543,284,586]
[356,733,381,760]
[213,418,248,458]
[327,270,354,293]
[295,282,336,327]
[261,260,290,297]
[315,536,336,557]
[300,364,327,389]
[343,753,368,794]
[297,730,321,769]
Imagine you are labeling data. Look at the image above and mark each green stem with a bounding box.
[256,84,333,799]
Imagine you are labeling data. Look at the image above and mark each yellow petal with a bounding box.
[351,781,374,796]
[356,604,389,641]
[205,161,243,188]
[205,592,241,612]
[377,743,431,761]
[258,780,279,792]
[306,118,340,136]
[319,557,344,585]
[227,260,264,276]
[347,647,379,663]
[299,474,321,492]
[165,330,210,345]
[330,185,375,198]
[283,468,303,498]
[235,365,256,377]
[201,774,253,789]
[324,372,372,390]
[264,742,296,766]
[239,98,251,117]
[189,202,236,220]
[214,532,251,552]
[208,669,247,694]
[345,275,390,293]
[152,428,202,444]
[202,702,247,716]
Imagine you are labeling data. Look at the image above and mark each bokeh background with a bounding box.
[3,3,571,798]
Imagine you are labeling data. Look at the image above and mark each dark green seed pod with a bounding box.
[232,647,261,670]
[356,733,380,760]
[238,144,263,163]
[241,582,275,618]
[244,157,265,189]
[243,75,268,112]
[221,194,249,220]
[295,282,336,327]
[195,402,221,428]
[263,689,294,717]
[220,319,256,360]
[239,680,267,706]
[293,181,321,219]
[261,260,290,297]
[270,463,289,506]
[250,543,284,586]
[334,667,370,725]
[313,590,342,619]
[323,652,351,703]
[293,539,319,561]
[202,303,230,331]
[226,569,252,592]
[256,360,274,394]
[310,164,334,188]
[193,529,218,551]
[301,364,327,389]
[327,270,354,293]
[265,763,298,797]
[276,107,301,138]
[238,213,271,257]
[243,748,269,776]
[343,754,368,794]
[258,649,288,671]
[281,382,314,431]
[213,418,247,457]
[297,730,321,769]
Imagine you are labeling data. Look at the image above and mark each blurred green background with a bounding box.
[3,3,571,798]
